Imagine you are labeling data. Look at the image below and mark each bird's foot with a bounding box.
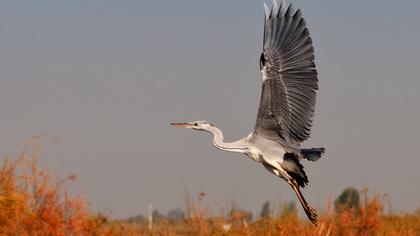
[305,205,318,226]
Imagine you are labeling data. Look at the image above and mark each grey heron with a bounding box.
[171,0,324,225]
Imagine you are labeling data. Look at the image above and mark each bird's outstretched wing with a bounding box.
[255,0,318,145]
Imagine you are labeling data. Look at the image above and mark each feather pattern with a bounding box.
[256,0,318,145]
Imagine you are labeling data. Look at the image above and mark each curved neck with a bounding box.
[206,125,248,153]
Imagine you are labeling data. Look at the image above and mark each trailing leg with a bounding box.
[288,178,318,225]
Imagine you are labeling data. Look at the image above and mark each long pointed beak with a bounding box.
[170,122,192,128]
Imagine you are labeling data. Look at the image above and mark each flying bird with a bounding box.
[171,0,324,225]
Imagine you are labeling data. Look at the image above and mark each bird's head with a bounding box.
[170,120,213,131]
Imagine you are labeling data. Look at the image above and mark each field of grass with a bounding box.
[0,137,419,235]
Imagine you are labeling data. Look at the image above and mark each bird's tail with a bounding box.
[300,147,325,162]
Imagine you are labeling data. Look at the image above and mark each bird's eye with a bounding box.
[194,122,198,126]
[259,53,266,69]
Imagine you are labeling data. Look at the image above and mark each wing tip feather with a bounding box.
[264,1,303,21]
[263,3,270,21]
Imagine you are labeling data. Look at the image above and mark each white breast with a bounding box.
[247,146,263,162]
[251,135,287,165]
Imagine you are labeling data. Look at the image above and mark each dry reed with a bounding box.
[0,137,418,235]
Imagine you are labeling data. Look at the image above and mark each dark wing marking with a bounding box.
[255,1,318,145]
[283,153,308,187]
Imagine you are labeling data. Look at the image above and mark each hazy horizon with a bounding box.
[1,0,419,218]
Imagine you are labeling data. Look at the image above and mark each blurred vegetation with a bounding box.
[335,187,360,213]
[260,201,271,218]
[1,136,419,235]
[167,208,186,222]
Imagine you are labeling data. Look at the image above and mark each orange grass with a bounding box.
[0,137,419,235]
[133,191,419,236]
[0,136,124,235]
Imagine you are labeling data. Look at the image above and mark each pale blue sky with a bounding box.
[0,0,419,218]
